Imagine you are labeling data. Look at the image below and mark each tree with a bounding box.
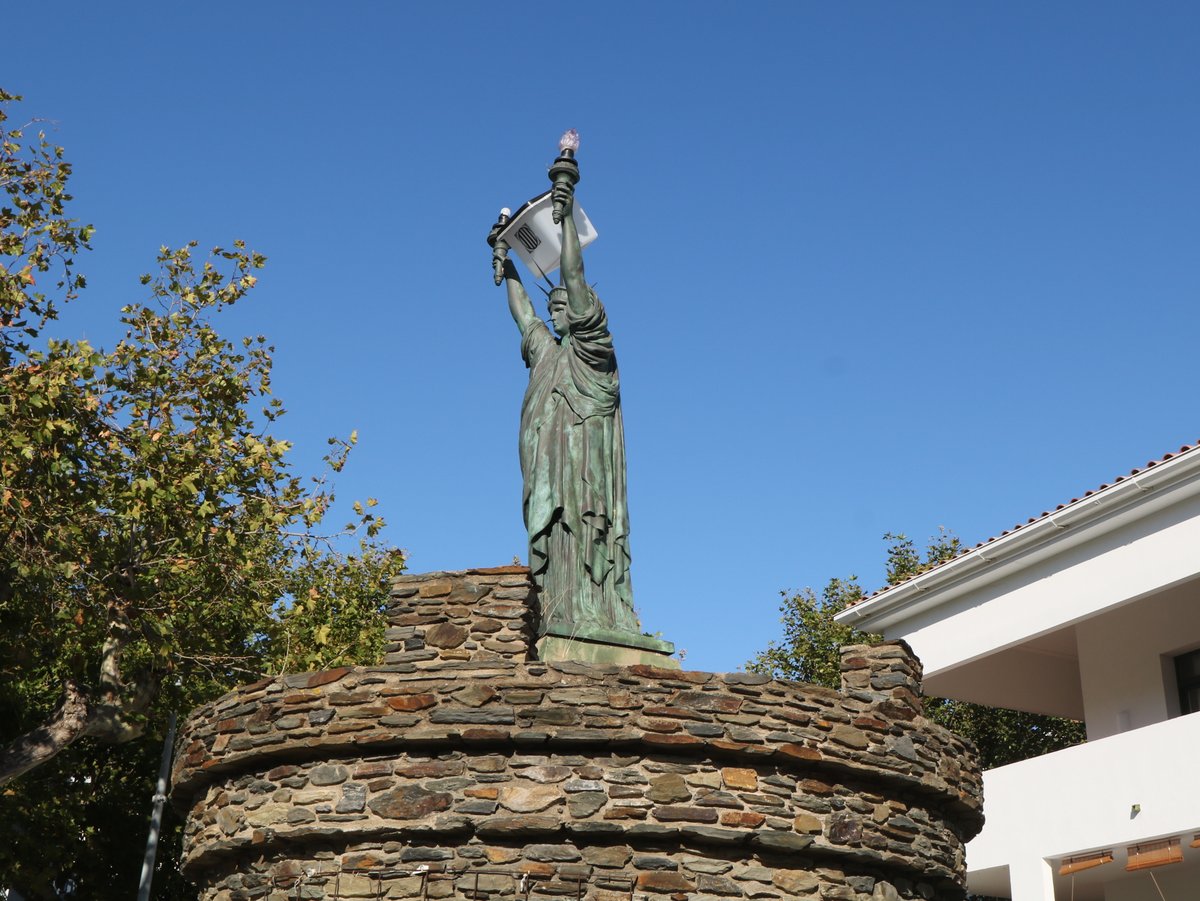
[749,531,1086,770]
[0,90,404,896]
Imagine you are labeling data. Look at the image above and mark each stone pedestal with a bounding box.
[535,626,678,669]
[383,566,678,671]
[171,569,984,901]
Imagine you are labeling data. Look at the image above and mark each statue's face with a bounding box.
[550,302,569,336]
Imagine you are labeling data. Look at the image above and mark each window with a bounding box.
[1174,649,1200,715]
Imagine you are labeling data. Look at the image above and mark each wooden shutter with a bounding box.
[1059,851,1114,876]
[1126,838,1182,871]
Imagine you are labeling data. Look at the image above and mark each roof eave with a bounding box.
[835,447,1200,632]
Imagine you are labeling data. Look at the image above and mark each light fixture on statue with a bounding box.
[549,128,580,224]
[493,129,598,279]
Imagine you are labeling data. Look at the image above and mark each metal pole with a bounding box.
[136,711,178,901]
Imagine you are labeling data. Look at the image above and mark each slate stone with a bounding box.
[521,707,580,725]
[637,872,696,893]
[653,805,719,823]
[567,792,606,818]
[336,782,367,813]
[603,807,648,820]
[605,768,648,785]
[564,779,604,793]
[394,760,464,778]
[454,684,497,707]
[889,736,919,762]
[309,765,349,786]
[722,767,758,790]
[792,813,822,834]
[720,811,766,828]
[680,857,733,875]
[608,785,644,799]
[526,844,582,862]
[367,785,452,820]
[380,713,421,727]
[679,825,746,845]
[723,673,771,685]
[647,774,692,803]
[456,800,498,815]
[632,855,678,871]
[772,871,820,895]
[672,692,743,713]
[521,765,572,783]
[696,790,742,809]
[386,693,437,711]
[400,847,455,861]
[751,832,813,853]
[697,875,744,896]
[583,846,632,868]
[499,783,561,813]
[429,707,515,725]
[216,808,240,835]
[476,815,561,836]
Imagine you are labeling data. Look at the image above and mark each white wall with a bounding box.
[968,713,1200,898]
[923,641,1083,718]
[1103,864,1200,901]
[1075,579,1200,740]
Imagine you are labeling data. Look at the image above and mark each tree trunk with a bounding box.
[0,679,93,787]
[0,631,154,787]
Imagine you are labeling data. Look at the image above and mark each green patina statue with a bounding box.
[488,137,675,666]
[496,182,639,640]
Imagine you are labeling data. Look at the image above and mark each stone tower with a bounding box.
[171,567,983,901]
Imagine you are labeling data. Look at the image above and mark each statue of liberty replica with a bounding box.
[488,132,675,667]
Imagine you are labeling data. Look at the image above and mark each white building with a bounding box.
[835,442,1200,901]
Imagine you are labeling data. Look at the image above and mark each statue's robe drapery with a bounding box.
[519,293,638,637]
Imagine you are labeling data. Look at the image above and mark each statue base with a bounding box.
[535,625,679,669]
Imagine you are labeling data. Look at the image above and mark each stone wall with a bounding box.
[172,570,983,901]
[384,567,536,669]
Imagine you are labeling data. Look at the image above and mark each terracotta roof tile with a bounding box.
[851,440,1200,605]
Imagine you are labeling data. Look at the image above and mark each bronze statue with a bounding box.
[490,149,639,643]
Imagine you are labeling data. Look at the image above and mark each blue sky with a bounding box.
[10,3,1200,672]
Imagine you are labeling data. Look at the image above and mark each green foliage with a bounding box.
[749,530,1086,770]
[747,577,870,688]
[922,697,1087,770]
[0,89,406,897]
[0,89,92,360]
[0,732,193,899]
[267,536,404,673]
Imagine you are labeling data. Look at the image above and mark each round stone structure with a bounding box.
[171,568,983,901]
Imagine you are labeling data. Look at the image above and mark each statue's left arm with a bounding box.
[553,183,616,379]
[554,184,591,322]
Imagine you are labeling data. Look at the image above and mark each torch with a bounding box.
[486,207,511,286]
[548,128,581,225]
